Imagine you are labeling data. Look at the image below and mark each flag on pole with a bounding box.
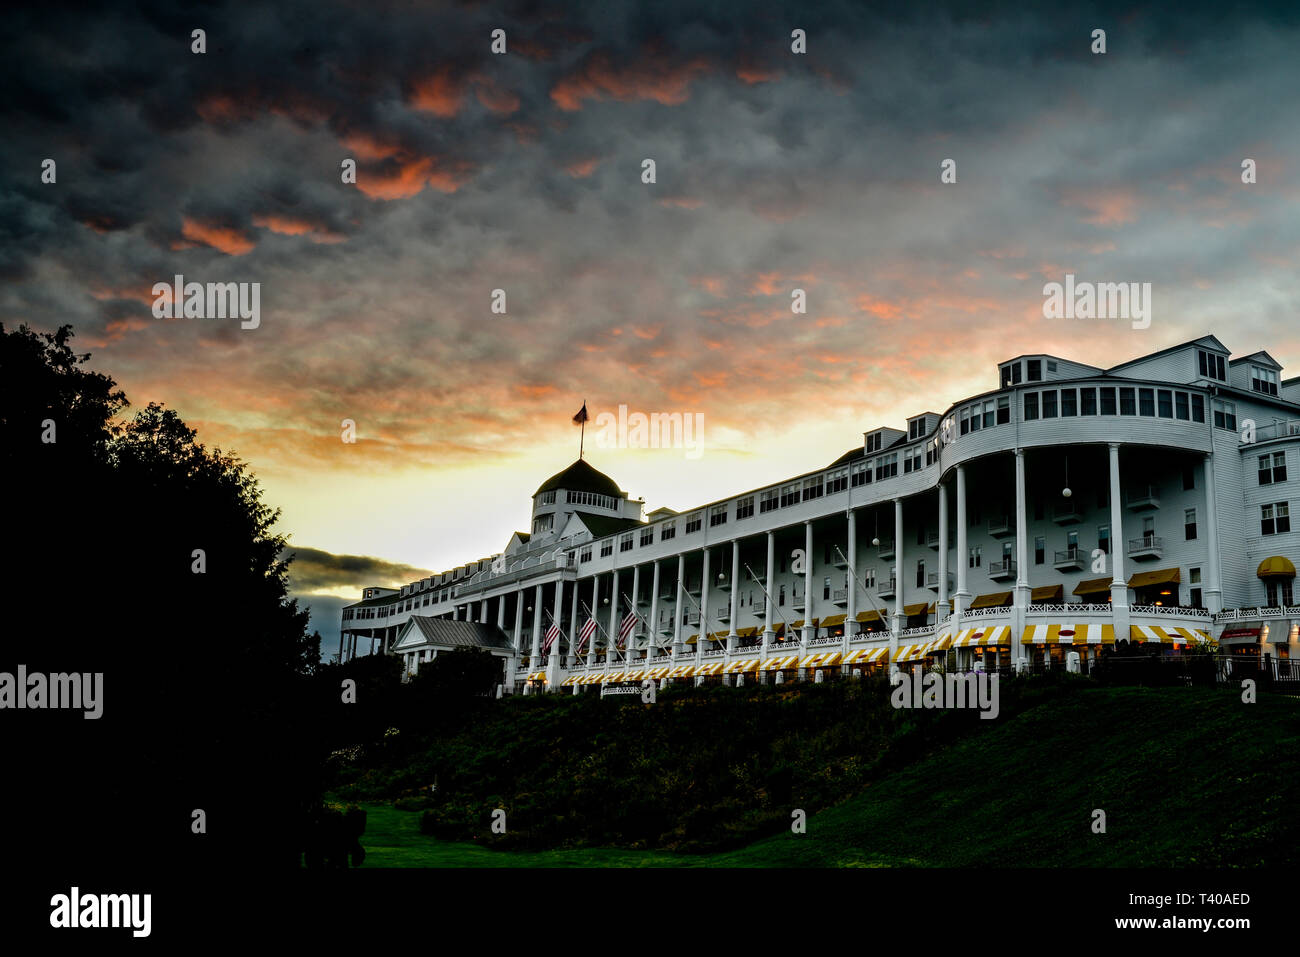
[572,402,589,425]
[542,623,561,653]
[575,617,597,653]
[617,611,638,648]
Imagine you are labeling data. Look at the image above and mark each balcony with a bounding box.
[988,516,1015,538]
[1052,502,1081,525]
[926,530,940,550]
[877,539,895,560]
[1126,485,1161,510]
[686,611,701,626]
[832,588,849,606]
[792,598,806,612]
[716,608,731,622]
[987,559,1017,582]
[926,572,954,592]
[878,576,897,599]
[831,552,849,569]
[1053,547,1086,571]
[1127,536,1164,561]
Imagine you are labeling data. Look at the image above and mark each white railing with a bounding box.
[1025,602,1112,615]
[649,654,673,664]
[963,606,1010,620]
[1130,604,1210,619]
[701,648,726,659]
[807,635,841,647]
[900,625,935,637]
[1215,605,1300,622]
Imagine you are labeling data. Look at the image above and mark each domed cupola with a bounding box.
[531,459,627,536]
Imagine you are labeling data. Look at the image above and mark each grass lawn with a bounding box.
[353,686,1300,867]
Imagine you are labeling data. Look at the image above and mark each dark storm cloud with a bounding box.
[282,546,432,593]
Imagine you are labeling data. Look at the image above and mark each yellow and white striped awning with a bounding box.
[723,658,760,674]
[758,654,801,671]
[695,661,725,676]
[931,632,954,651]
[951,625,1014,647]
[667,664,694,678]
[799,652,843,669]
[604,671,626,682]
[894,641,936,663]
[843,647,890,665]
[526,671,547,681]
[1129,624,1208,645]
[623,668,645,681]
[1021,623,1117,644]
[646,666,671,679]
[561,674,582,686]
[819,614,848,628]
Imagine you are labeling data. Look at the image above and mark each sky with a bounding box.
[4,1,1300,655]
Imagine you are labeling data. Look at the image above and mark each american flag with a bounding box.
[617,611,638,648]
[542,623,561,653]
[575,617,597,653]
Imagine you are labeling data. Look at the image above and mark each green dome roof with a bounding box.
[534,459,623,499]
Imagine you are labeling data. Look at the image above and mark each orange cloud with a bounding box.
[551,51,712,111]
[658,196,703,209]
[1060,187,1139,226]
[410,66,463,117]
[180,218,256,256]
[355,155,472,201]
[252,214,345,244]
[564,157,602,178]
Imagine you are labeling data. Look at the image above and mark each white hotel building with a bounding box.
[339,335,1300,689]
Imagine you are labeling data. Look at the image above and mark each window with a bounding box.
[1024,393,1039,420]
[851,460,871,487]
[709,504,728,527]
[1067,530,1079,551]
[779,584,786,606]
[1183,465,1195,491]
[875,454,898,481]
[620,533,634,552]
[1047,360,1058,373]
[960,407,971,435]
[909,419,925,440]
[802,476,824,501]
[982,400,996,428]
[1184,508,1197,541]
[1027,359,1042,381]
[1266,580,1294,607]
[1100,387,1117,415]
[1191,393,1205,423]
[1174,392,1189,420]
[1190,567,1202,609]
[1119,387,1136,415]
[737,496,755,520]
[1002,541,1013,562]
[1035,536,1045,564]
[1001,363,1022,387]
[865,432,883,453]
[864,567,877,589]
[915,561,925,588]
[760,489,779,513]
[826,469,848,495]
[997,396,1010,424]
[661,523,676,541]
[600,540,613,557]
[1212,400,1236,431]
[1252,366,1279,395]
[538,490,557,505]
[1259,452,1287,484]
[1079,387,1097,415]
[1137,388,1155,416]
[904,449,922,473]
[685,513,703,534]
[1157,389,1173,418]
[824,576,832,599]
[640,527,654,546]
[969,546,982,568]
[779,483,800,508]
[1042,390,1058,418]
[1198,349,1226,381]
[1261,502,1291,535]
[1098,525,1110,554]
[1061,388,1077,416]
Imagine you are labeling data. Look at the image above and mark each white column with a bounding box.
[530,584,543,659]
[568,577,580,666]
[763,531,776,652]
[1014,449,1030,665]
[630,565,642,660]
[699,547,711,662]
[480,600,488,624]
[954,465,970,618]
[846,510,858,637]
[648,561,660,662]
[608,569,620,664]
[1108,443,1127,608]
[673,554,686,659]
[892,498,904,671]
[728,540,740,650]
[512,589,524,650]
[496,594,505,630]
[1203,453,1223,614]
[588,575,600,662]
[803,520,815,649]
[937,483,950,621]
[553,580,566,662]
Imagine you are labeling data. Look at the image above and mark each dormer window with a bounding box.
[1198,350,1226,381]
[1000,363,1023,388]
[538,490,557,506]
[865,432,883,453]
[1251,366,1279,395]
[1027,359,1042,381]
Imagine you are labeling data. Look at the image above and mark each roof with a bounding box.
[568,512,643,538]
[1105,334,1228,374]
[397,617,515,652]
[828,447,866,467]
[534,458,624,498]
[1229,350,1281,369]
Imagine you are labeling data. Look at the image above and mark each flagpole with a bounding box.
[580,397,586,459]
